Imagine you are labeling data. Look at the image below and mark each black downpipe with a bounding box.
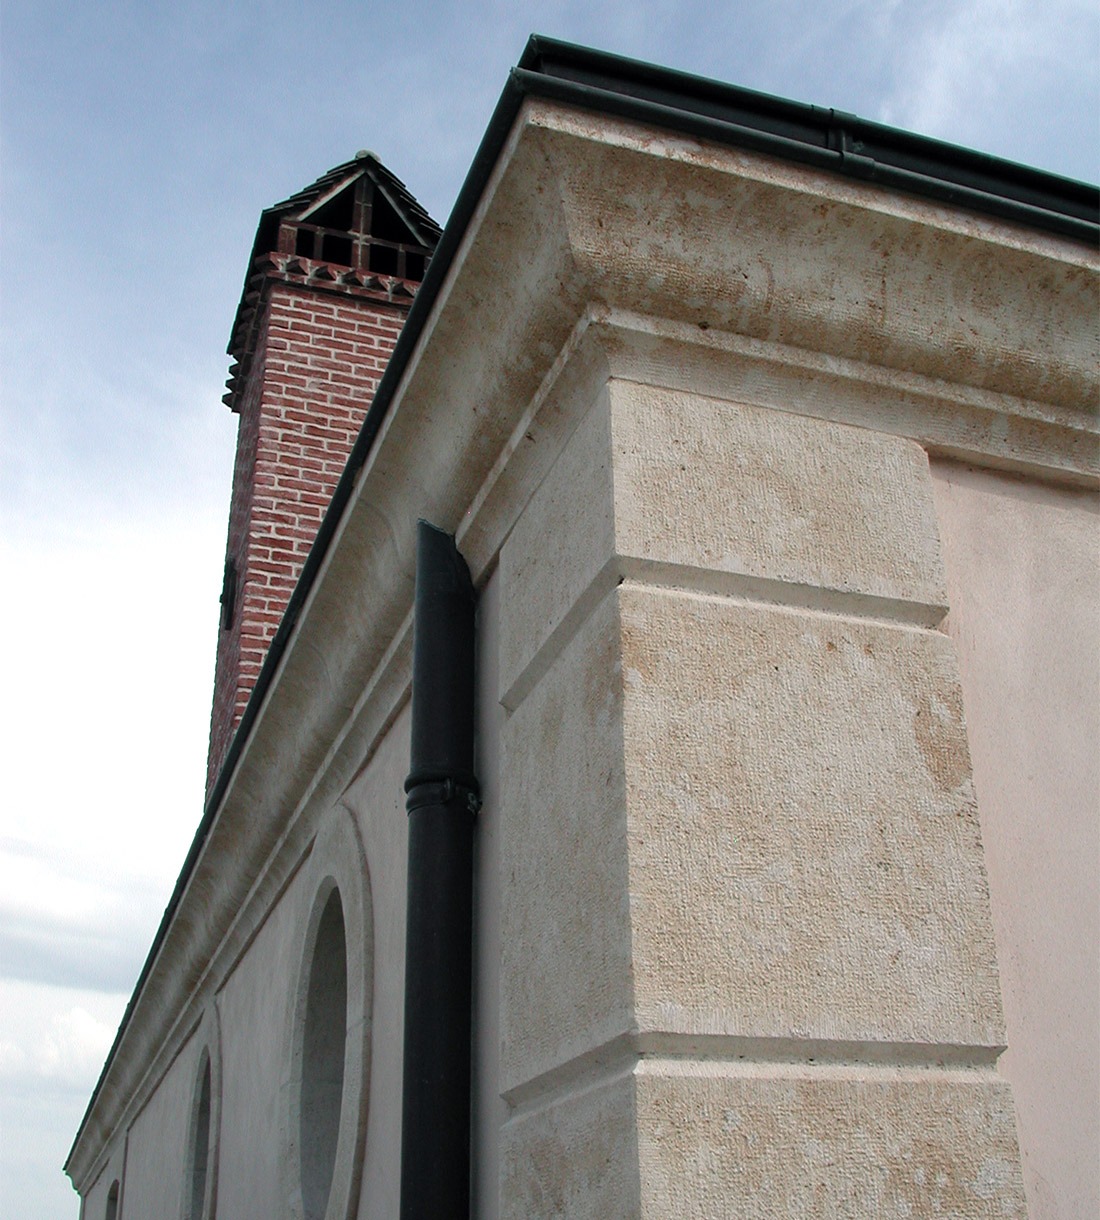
[400,521,479,1220]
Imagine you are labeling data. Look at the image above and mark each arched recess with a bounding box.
[182,1003,222,1220]
[282,807,374,1220]
[105,1179,120,1220]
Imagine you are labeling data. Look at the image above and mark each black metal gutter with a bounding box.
[400,521,479,1220]
[68,34,1098,1172]
[519,36,1099,243]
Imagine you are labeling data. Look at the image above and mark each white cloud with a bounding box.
[0,980,127,1093]
[6,1005,118,1086]
[878,0,1098,173]
[0,518,223,851]
[0,981,126,1217]
[0,511,228,1002]
[880,0,1028,134]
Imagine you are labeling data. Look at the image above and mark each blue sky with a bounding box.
[2,1,1096,1214]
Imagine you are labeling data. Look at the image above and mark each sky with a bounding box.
[1,0,1096,1215]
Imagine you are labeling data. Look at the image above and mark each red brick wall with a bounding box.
[206,280,409,796]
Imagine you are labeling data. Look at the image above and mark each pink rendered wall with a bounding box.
[932,459,1099,1220]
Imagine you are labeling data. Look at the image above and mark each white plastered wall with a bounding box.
[210,710,410,1220]
[215,863,313,1218]
[79,1149,125,1220]
[119,1026,202,1217]
[343,706,413,1220]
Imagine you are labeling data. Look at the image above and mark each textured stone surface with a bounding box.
[497,576,1006,1094]
[499,590,633,1093]
[502,1063,1026,1219]
[501,380,949,704]
[499,386,615,705]
[620,583,1004,1047]
[501,1071,640,1220]
[496,358,1013,1213]
[634,1064,1027,1218]
[610,381,948,614]
[547,107,1097,414]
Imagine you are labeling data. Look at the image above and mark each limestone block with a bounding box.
[499,590,632,1093]
[619,583,1005,1048]
[500,379,949,705]
[501,1063,1025,1219]
[634,1064,1027,1218]
[610,381,948,618]
[500,1071,640,1220]
[499,387,616,705]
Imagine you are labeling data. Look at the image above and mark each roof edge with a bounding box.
[518,35,1098,243]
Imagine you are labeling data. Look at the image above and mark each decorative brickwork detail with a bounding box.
[205,278,412,796]
[222,255,419,413]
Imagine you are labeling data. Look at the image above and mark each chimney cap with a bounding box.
[225,153,442,368]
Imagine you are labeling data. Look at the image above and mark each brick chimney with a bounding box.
[207,153,441,797]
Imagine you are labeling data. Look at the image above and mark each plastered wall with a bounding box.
[343,708,413,1220]
[932,461,1100,1220]
[79,710,412,1220]
[216,863,311,1218]
[80,1147,124,1220]
[118,1027,202,1218]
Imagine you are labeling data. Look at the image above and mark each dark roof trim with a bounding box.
[518,37,1098,242]
[70,35,1098,1171]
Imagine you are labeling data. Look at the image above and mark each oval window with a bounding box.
[299,887,348,1220]
[187,1052,212,1219]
